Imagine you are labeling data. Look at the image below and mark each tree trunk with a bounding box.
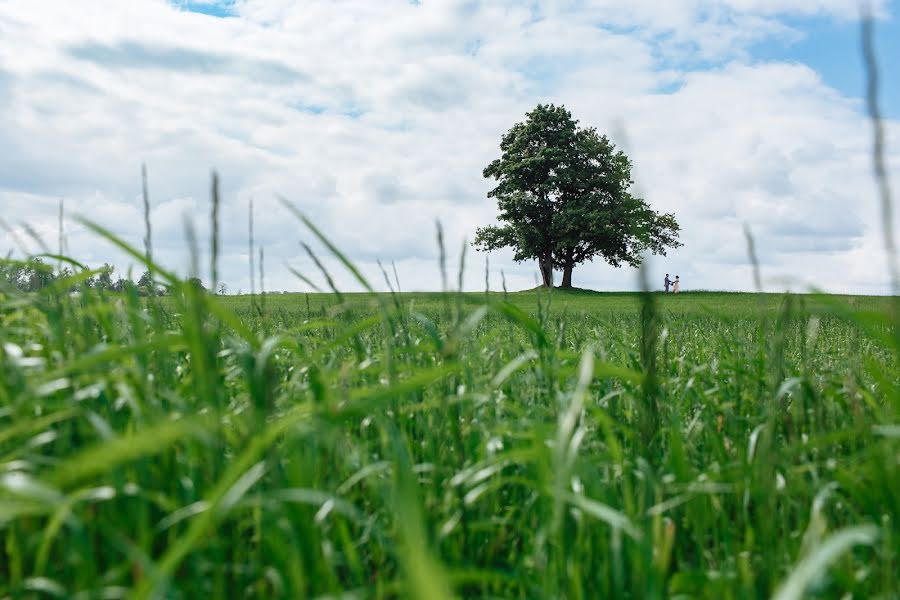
[538,255,553,288]
[560,263,574,289]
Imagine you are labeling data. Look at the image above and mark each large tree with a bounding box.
[474,104,681,288]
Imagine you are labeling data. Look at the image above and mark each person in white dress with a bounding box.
[673,276,680,293]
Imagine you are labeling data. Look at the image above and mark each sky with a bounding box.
[1,0,898,295]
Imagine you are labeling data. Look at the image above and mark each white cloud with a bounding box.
[0,0,897,295]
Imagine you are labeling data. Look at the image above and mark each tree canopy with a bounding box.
[474,104,681,288]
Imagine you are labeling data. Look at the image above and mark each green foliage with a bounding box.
[1,258,55,292]
[137,269,154,294]
[0,224,897,599]
[95,263,114,291]
[475,104,682,288]
[0,262,166,297]
[186,277,207,293]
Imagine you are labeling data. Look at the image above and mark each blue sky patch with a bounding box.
[292,102,326,115]
[172,0,236,18]
[751,14,900,118]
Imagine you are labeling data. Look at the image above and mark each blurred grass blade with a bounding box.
[48,418,208,489]
[771,525,879,600]
[562,492,642,541]
[76,218,178,284]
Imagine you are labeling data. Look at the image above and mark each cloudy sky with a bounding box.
[1,0,898,294]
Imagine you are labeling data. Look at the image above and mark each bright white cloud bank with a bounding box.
[0,0,897,294]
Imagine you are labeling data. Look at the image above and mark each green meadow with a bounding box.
[0,234,897,598]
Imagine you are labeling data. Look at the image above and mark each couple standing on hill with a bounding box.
[664,274,680,293]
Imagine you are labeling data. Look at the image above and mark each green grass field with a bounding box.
[1,241,898,598]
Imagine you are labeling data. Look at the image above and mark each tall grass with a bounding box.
[0,207,896,598]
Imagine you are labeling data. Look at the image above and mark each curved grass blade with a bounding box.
[75,218,178,284]
[280,198,374,293]
[130,403,314,599]
[47,417,209,489]
[771,525,879,600]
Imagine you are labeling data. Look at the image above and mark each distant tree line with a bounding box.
[0,258,186,296]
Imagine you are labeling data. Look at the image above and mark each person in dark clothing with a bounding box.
[664,273,671,293]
